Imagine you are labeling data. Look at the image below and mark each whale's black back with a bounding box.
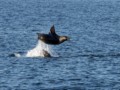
[37,25,69,45]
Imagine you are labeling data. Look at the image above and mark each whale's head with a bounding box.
[59,36,70,43]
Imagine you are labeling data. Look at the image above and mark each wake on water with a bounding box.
[13,40,59,58]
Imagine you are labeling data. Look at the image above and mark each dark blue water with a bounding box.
[0,0,120,89]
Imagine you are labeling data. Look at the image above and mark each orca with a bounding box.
[37,25,69,45]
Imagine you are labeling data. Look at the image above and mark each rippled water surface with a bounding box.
[0,0,120,89]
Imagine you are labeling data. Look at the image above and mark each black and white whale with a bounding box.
[37,25,70,45]
[9,50,51,57]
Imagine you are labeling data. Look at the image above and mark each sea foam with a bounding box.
[26,40,58,57]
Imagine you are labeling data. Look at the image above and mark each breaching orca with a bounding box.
[37,25,69,45]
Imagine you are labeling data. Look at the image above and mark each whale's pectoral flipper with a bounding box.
[42,49,51,57]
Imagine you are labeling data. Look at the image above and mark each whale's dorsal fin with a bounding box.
[49,25,58,37]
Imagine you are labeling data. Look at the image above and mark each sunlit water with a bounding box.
[0,0,120,89]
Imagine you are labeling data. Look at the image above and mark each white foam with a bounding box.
[26,40,58,57]
[14,53,21,57]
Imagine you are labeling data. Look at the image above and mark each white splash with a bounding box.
[26,40,58,57]
[13,53,21,57]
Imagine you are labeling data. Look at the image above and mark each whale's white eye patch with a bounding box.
[59,36,67,42]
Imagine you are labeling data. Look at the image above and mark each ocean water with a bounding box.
[0,0,120,89]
